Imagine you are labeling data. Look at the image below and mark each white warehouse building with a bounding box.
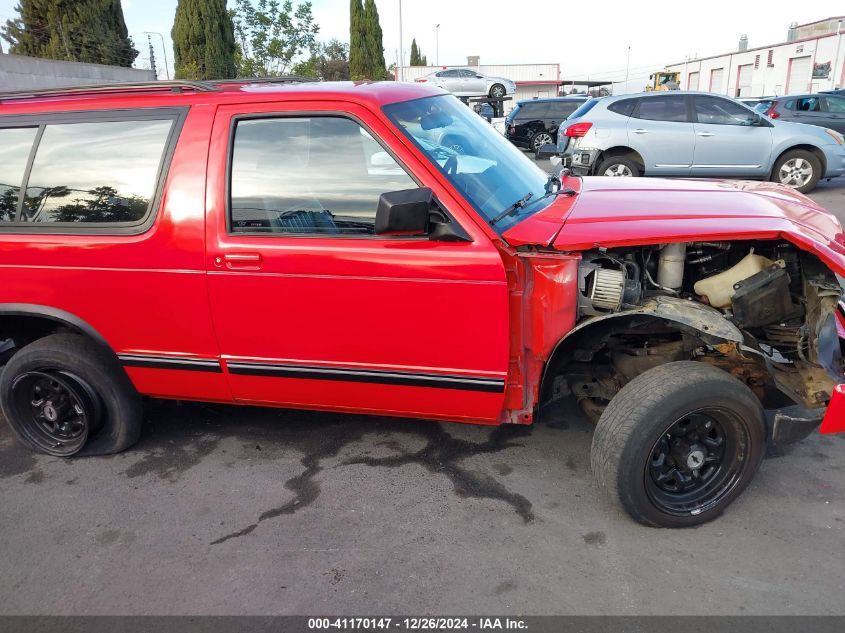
[666,16,844,97]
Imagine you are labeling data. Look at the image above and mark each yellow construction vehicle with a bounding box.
[645,70,681,91]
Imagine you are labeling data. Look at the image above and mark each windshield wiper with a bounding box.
[489,192,534,226]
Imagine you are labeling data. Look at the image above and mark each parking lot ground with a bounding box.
[1,178,845,616]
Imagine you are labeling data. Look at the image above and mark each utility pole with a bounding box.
[624,46,631,93]
[147,35,158,78]
[834,19,843,90]
[143,32,170,80]
[398,0,404,81]
[435,24,440,66]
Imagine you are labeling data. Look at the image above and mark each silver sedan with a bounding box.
[415,69,516,98]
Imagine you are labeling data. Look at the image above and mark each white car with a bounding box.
[415,69,516,99]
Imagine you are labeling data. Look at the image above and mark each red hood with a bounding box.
[503,176,845,275]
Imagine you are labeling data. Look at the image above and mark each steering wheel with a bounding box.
[444,155,458,176]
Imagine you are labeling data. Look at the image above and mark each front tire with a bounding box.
[489,83,506,99]
[771,149,821,193]
[0,333,142,457]
[590,362,766,527]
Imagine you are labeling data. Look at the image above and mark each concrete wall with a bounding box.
[0,53,155,90]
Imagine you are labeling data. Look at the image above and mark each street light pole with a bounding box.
[143,31,170,80]
[436,24,440,66]
[624,46,631,93]
[398,0,404,81]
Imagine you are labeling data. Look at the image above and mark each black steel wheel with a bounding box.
[1,333,142,456]
[8,370,102,456]
[591,361,766,527]
[645,408,749,517]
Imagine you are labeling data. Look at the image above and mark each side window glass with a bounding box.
[229,116,417,236]
[694,96,755,125]
[22,119,172,224]
[0,127,38,222]
[634,96,688,122]
[795,97,821,112]
[554,102,581,119]
[826,96,845,113]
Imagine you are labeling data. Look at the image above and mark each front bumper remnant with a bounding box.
[769,405,825,445]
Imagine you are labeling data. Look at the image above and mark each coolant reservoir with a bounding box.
[693,250,777,308]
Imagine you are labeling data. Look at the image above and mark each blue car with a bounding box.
[556,91,845,193]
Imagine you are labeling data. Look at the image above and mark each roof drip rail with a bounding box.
[0,80,220,102]
[209,76,321,86]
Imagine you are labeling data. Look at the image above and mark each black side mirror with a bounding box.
[375,188,432,236]
[536,143,559,160]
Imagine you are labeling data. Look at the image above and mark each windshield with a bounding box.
[383,95,553,232]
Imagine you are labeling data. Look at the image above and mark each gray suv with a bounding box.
[761,93,845,133]
[556,92,845,193]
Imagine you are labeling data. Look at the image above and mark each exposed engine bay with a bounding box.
[555,240,845,420]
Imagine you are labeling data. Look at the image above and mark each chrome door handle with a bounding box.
[221,253,263,271]
[697,132,715,137]
[632,128,648,134]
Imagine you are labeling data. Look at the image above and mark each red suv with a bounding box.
[1,80,843,527]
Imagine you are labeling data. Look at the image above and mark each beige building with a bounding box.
[665,16,844,97]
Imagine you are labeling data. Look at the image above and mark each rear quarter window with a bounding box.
[607,99,637,117]
[0,127,38,222]
[0,110,182,232]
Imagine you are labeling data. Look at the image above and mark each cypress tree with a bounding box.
[172,0,236,80]
[2,0,138,67]
[349,0,366,80]
[362,0,386,79]
[409,39,419,66]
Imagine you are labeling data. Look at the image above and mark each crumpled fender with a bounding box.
[560,295,744,348]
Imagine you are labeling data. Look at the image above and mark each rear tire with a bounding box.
[596,155,641,177]
[0,333,142,457]
[771,149,821,193]
[590,361,766,527]
[531,132,555,152]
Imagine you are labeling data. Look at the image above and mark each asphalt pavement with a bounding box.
[1,175,844,616]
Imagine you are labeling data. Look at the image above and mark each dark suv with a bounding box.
[505,96,588,151]
[763,93,845,133]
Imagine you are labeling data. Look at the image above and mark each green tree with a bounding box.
[1,0,138,67]
[348,0,366,80]
[231,0,319,77]
[409,38,419,66]
[362,0,386,79]
[409,38,427,66]
[292,38,349,80]
[172,0,236,79]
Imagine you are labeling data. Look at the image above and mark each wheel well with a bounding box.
[593,147,645,175]
[0,307,113,365]
[539,314,787,411]
[772,145,826,177]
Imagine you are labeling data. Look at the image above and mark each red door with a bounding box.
[205,101,510,423]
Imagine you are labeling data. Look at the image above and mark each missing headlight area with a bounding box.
[555,240,845,420]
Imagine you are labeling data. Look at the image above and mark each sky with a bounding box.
[1,0,843,92]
